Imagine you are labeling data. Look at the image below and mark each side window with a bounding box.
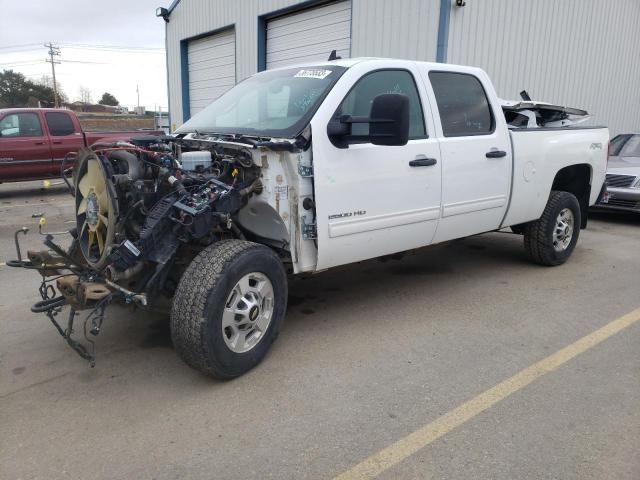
[0,113,43,137]
[620,135,640,157]
[429,72,494,137]
[45,112,76,136]
[609,134,631,156]
[336,70,427,140]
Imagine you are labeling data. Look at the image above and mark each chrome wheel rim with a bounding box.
[552,208,574,252]
[222,272,275,354]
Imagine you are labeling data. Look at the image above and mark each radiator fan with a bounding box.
[75,149,117,270]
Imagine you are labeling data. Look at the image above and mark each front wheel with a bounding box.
[171,240,288,379]
[523,191,581,266]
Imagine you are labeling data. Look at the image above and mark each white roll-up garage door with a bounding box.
[266,0,351,70]
[187,29,236,116]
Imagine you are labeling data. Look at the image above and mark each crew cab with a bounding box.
[14,58,608,379]
[0,108,162,182]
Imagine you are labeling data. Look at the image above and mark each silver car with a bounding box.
[595,134,640,212]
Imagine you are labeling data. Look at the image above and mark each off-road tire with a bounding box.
[523,190,581,266]
[170,240,287,379]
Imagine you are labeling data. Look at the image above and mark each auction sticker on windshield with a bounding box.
[294,69,332,79]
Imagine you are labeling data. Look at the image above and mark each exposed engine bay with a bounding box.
[74,136,265,292]
[13,132,312,364]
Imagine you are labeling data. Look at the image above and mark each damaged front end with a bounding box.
[11,227,135,366]
[10,132,302,366]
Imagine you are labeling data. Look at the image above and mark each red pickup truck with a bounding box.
[0,108,163,183]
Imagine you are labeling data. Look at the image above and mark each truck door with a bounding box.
[311,67,442,270]
[0,111,53,182]
[425,70,512,243]
[44,111,85,176]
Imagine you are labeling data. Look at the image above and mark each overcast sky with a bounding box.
[0,0,169,110]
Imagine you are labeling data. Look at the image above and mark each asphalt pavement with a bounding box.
[1,181,638,480]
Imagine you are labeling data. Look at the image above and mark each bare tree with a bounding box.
[78,86,92,105]
[38,75,52,89]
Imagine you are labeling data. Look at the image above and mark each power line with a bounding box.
[1,59,164,69]
[60,43,164,53]
[0,60,46,67]
[22,71,73,78]
[23,72,54,78]
[0,47,44,54]
[59,59,109,65]
[0,42,163,51]
[0,43,165,57]
[0,43,43,51]
[63,42,163,49]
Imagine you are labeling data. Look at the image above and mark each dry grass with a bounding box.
[77,115,155,132]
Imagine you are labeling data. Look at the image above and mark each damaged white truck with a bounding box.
[11,58,608,379]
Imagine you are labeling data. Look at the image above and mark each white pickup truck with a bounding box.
[17,58,608,379]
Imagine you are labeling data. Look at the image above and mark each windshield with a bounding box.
[177,65,347,138]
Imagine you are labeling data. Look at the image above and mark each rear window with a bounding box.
[429,72,494,137]
[45,112,75,136]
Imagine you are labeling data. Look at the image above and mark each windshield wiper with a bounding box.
[195,131,264,142]
[192,131,299,152]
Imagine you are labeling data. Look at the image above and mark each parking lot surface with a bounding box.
[1,181,639,480]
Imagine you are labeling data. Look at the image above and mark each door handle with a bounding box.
[486,150,507,158]
[53,141,63,145]
[34,142,45,145]
[409,158,437,167]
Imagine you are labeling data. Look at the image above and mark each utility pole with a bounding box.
[44,42,61,108]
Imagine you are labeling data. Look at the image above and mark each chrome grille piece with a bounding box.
[606,198,640,209]
[606,173,636,188]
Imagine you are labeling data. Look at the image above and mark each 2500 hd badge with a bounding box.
[328,210,367,220]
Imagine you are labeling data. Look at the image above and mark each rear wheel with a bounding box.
[524,190,581,266]
[170,240,287,379]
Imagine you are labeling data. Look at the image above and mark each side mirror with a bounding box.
[327,93,410,148]
[368,93,410,146]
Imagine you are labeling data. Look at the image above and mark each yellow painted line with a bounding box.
[334,307,640,480]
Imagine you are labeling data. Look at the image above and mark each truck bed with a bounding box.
[502,126,609,227]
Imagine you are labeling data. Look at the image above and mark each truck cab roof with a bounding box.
[0,107,69,115]
[268,56,488,76]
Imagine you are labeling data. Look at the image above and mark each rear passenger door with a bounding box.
[0,111,52,182]
[425,70,512,242]
[44,111,84,175]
